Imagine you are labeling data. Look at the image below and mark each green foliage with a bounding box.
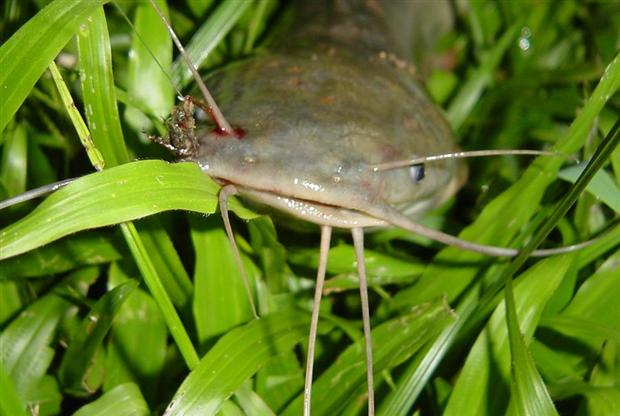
[0,0,618,415]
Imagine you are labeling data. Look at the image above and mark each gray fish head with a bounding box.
[190,51,463,226]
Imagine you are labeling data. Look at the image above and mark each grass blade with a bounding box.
[505,278,559,416]
[393,51,620,310]
[58,281,137,395]
[0,360,27,416]
[172,0,252,86]
[0,293,67,402]
[126,0,173,121]
[77,6,128,167]
[73,382,149,416]
[283,298,455,415]
[119,222,200,369]
[0,161,218,259]
[0,0,108,133]
[500,117,620,416]
[558,164,620,213]
[0,125,28,196]
[164,310,309,416]
[190,216,256,343]
[443,256,571,415]
[447,22,520,129]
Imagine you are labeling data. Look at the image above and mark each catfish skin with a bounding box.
[191,0,462,224]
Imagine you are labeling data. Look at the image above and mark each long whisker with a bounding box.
[372,203,604,257]
[371,149,563,171]
[303,225,332,416]
[112,1,184,100]
[148,0,235,136]
[352,227,375,416]
[1,176,602,259]
[0,178,76,210]
[219,184,259,319]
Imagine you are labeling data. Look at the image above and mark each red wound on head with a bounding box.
[189,96,244,139]
[234,127,246,138]
[213,126,246,139]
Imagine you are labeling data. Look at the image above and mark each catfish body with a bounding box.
[187,0,462,228]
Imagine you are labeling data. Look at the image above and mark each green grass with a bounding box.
[1,1,619,415]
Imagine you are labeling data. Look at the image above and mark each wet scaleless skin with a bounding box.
[158,0,462,414]
[168,0,464,228]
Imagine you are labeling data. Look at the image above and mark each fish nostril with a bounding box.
[331,164,345,183]
[243,155,256,164]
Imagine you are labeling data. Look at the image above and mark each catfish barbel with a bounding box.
[0,1,593,415]
[154,1,557,415]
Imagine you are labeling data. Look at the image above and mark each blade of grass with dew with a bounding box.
[0,161,218,259]
[0,164,257,260]
[0,0,109,133]
[76,7,127,168]
[76,7,200,370]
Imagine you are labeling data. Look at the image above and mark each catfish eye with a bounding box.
[409,163,425,182]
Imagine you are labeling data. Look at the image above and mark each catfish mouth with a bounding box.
[218,180,388,229]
